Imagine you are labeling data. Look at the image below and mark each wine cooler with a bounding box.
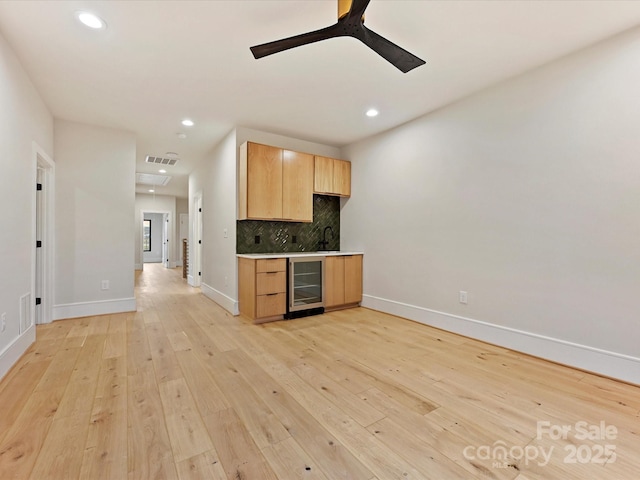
[287,257,325,317]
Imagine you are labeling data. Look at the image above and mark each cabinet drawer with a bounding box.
[256,271,286,295]
[256,293,286,318]
[256,258,286,273]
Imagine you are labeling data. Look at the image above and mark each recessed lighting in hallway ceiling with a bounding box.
[366,108,379,117]
[177,133,187,139]
[181,119,194,127]
[75,11,106,30]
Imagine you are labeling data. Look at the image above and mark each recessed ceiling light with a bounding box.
[158,169,167,174]
[177,133,187,139]
[366,108,379,117]
[181,119,194,127]
[75,11,106,30]
[148,189,155,193]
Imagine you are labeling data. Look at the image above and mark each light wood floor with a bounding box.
[0,264,638,479]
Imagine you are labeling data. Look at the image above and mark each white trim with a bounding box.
[135,263,143,271]
[362,294,640,386]
[187,274,196,286]
[53,297,137,320]
[190,191,202,287]
[0,325,35,381]
[32,142,55,325]
[201,283,239,315]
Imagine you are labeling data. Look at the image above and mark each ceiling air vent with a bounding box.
[136,173,172,186]
[145,155,179,166]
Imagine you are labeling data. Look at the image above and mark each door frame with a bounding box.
[140,209,173,269]
[32,142,54,325]
[189,191,202,287]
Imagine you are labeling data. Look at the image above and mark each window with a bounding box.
[143,219,151,252]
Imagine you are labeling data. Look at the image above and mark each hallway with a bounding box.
[0,263,638,479]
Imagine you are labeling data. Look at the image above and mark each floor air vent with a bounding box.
[20,293,32,333]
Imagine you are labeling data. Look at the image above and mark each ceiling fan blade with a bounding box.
[354,25,425,73]
[250,24,342,59]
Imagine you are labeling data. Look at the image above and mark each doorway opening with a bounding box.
[140,210,173,270]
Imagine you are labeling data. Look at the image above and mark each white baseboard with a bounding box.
[187,275,196,287]
[0,324,35,381]
[362,294,640,385]
[53,297,137,321]
[201,283,239,316]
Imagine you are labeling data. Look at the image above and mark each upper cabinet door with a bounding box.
[334,159,351,197]
[282,150,314,222]
[314,156,334,194]
[246,142,282,220]
[314,156,351,197]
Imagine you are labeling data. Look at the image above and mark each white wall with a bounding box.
[54,120,136,320]
[0,29,54,379]
[135,193,177,268]
[143,213,164,263]
[341,27,640,384]
[189,127,341,314]
[189,129,238,312]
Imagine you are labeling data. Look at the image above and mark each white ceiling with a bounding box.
[1,1,639,198]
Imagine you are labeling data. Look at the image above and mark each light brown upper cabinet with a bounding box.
[314,156,351,197]
[282,150,314,222]
[239,142,313,222]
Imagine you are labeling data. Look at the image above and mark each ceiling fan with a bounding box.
[250,0,425,73]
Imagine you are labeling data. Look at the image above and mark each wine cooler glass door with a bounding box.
[289,258,325,312]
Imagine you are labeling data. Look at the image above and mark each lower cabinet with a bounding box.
[239,257,287,323]
[239,254,363,322]
[325,254,363,309]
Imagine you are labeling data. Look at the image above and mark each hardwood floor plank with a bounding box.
[127,373,178,480]
[175,450,227,480]
[261,437,331,480]
[203,407,279,480]
[159,378,214,463]
[0,358,51,444]
[0,386,65,478]
[174,350,230,417]
[205,349,291,449]
[29,407,90,479]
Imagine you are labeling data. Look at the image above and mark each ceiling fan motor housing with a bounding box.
[338,0,363,21]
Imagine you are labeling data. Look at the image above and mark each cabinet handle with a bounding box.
[266,293,279,296]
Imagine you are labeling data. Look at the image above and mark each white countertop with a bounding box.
[237,251,364,259]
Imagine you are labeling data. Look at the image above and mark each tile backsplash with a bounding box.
[237,195,340,254]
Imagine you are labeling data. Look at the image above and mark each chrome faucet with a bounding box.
[318,225,334,251]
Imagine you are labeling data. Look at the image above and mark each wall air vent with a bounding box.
[145,155,179,166]
[136,173,172,186]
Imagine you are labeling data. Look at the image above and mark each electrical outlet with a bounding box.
[223,228,228,238]
[101,280,110,290]
[1,312,6,333]
[459,291,468,304]
[255,235,261,244]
